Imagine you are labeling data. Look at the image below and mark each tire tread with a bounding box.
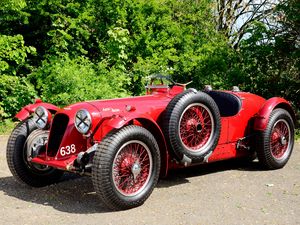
[92,125,160,210]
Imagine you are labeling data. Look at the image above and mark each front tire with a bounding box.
[256,109,295,169]
[6,119,64,187]
[92,125,161,210]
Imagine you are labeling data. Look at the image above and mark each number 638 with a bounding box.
[60,144,76,156]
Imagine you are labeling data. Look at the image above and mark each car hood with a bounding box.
[56,94,172,126]
[84,94,172,116]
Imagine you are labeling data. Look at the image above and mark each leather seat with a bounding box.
[207,91,242,117]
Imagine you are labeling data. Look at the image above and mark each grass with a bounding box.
[295,128,300,141]
[0,119,17,135]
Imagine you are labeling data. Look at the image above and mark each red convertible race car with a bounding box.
[6,76,296,210]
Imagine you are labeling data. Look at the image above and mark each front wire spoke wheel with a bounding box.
[112,141,152,196]
[6,119,63,187]
[92,125,160,210]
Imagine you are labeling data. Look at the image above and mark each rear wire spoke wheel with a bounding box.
[256,109,295,169]
[92,125,160,210]
[179,103,214,152]
[164,90,221,161]
[270,119,291,160]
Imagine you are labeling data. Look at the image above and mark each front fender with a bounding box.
[254,97,296,131]
[95,114,161,140]
[15,99,59,121]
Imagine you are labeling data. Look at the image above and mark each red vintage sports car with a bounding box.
[6,75,296,210]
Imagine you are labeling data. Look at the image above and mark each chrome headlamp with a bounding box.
[75,109,92,134]
[33,106,50,129]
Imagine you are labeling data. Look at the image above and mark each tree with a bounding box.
[233,0,299,113]
[216,0,277,48]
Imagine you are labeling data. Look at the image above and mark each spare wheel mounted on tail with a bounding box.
[164,89,221,163]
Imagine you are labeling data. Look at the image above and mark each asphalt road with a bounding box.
[0,135,299,225]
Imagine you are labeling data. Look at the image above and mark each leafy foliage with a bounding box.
[0,34,36,76]
[0,34,36,120]
[30,54,129,106]
[0,0,298,129]
[0,75,36,119]
[232,0,300,113]
[237,22,299,105]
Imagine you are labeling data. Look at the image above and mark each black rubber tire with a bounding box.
[256,108,295,169]
[6,119,64,187]
[164,90,221,161]
[92,125,161,210]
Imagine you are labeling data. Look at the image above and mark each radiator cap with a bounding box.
[204,85,212,91]
[232,86,240,92]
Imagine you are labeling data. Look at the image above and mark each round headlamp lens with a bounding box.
[75,109,92,134]
[33,106,49,129]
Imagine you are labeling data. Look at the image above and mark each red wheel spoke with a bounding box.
[179,104,213,151]
[270,120,290,159]
[117,174,131,178]
[141,163,150,168]
[118,168,131,174]
[140,154,149,164]
[112,141,152,196]
[119,176,132,189]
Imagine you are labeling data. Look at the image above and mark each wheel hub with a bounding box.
[280,136,287,145]
[26,130,49,160]
[131,162,141,180]
[196,123,203,133]
[186,119,203,133]
[26,129,50,171]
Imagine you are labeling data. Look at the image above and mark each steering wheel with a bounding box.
[145,73,192,91]
[146,74,175,86]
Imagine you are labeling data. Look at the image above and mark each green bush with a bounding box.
[0,75,37,120]
[30,54,129,106]
[0,34,36,76]
[0,118,16,134]
[0,0,298,132]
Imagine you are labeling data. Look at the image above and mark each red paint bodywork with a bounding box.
[253,97,295,130]
[15,99,59,121]
[17,86,295,177]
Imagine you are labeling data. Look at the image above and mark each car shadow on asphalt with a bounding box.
[157,159,263,188]
[0,174,110,214]
[0,159,262,213]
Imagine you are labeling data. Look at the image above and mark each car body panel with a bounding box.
[15,99,59,121]
[253,97,295,131]
[225,92,266,142]
[19,85,295,177]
